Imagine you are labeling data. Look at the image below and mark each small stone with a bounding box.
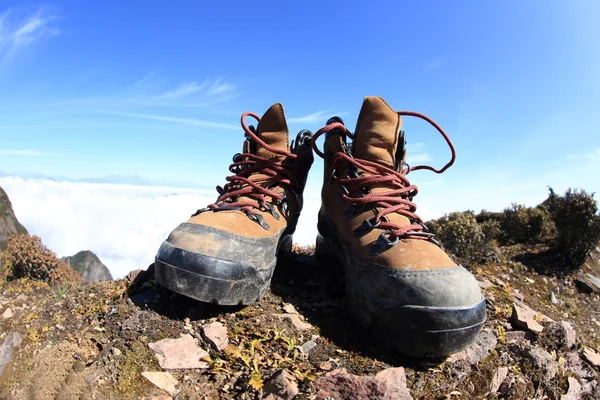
[150,396,172,400]
[524,277,535,284]
[511,303,543,333]
[490,367,508,393]
[582,346,600,367]
[546,321,577,349]
[523,346,558,380]
[14,294,28,304]
[319,361,333,371]
[112,347,122,357]
[504,331,532,345]
[55,324,65,331]
[313,367,413,400]
[300,340,317,355]
[1,308,13,319]
[141,371,179,396]
[272,313,313,331]
[184,318,191,325]
[549,292,560,304]
[263,369,299,400]
[511,290,525,302]
[561,377,582,400]
[148,334,209,369]
[282,303,298,314]
[575,274,600,294]
[446,330,497,364]
[477,279,494,289]
[564,351,596,379]
[201,322,229,351]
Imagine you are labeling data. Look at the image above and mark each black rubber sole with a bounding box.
[155,235,292,306]
[316,232,486,358]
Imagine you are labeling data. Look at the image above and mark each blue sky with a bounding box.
[1,0,600,213]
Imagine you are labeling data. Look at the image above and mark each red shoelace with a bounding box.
[311,111,456,240]
[206,112,300,216]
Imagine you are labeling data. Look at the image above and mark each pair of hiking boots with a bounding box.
[155,96,486,358]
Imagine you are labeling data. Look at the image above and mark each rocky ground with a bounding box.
[0,244,599,399]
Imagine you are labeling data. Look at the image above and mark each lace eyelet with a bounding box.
[370,232,399,255]
[352,216,381,237]
[335,185,349,206]
[245,211,270,230]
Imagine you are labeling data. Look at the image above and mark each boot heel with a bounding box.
[315,234,338,262]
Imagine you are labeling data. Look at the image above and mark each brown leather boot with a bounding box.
[312,96,485,357]
[155,104,313,305]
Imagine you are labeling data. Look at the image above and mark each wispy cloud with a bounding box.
[288,109,344,124]
[105,111,239,130]
[407,153,432,164]
[154,78,235,101]
[0,7,59,63]
[0,149,48,156]
[586,149,600,160]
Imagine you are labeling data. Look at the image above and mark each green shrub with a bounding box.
[427,211,489,267]
[497,204,550,244]
[545,188,600,269]
[2,234,65,282]
[480,218,502,242]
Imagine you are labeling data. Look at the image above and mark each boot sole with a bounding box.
[155,234,292,306]
[316,232,486,358]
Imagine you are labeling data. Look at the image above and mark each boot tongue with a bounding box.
[253,103,290,159]
[352,96,402,168]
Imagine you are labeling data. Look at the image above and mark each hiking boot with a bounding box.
[155,104,314,305]
[311,96,485,357]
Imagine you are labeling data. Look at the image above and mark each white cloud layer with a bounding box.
[0,177,320,279]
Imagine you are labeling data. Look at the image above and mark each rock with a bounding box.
[564,351,596,379]
[504,331,532,345]
[61,250,113,282]
[522,346,558,380]
[575,274,600,294]
[511,290,525,302]
[300,340,317,355]
[272,313,313,331]
[0,332,22,376]
[550,292,560,304]
[313,367,413,400]
[1,308,13,320]
[148,334,209,369]
[0,186,28,251]
[446,330,497,364]
[112,347,122,357]
[125,269,142,282]
[282,303,298,314]
[524,277,535,284]
[490,367,508,393]
[201,322,229,351]
[561,377,582,400]
[262,369,298,400]
[582,346,600,367]
[547,321,577,349]
[141,371,179,396]
[477,278,494,289]
[14,294,28,304]
[511,303,543,333]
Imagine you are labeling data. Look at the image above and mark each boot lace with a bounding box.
[194,112,301,229]
[311,111,456,246]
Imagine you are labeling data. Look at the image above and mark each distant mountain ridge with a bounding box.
[0,186,28,251]
[61,250,113,282]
